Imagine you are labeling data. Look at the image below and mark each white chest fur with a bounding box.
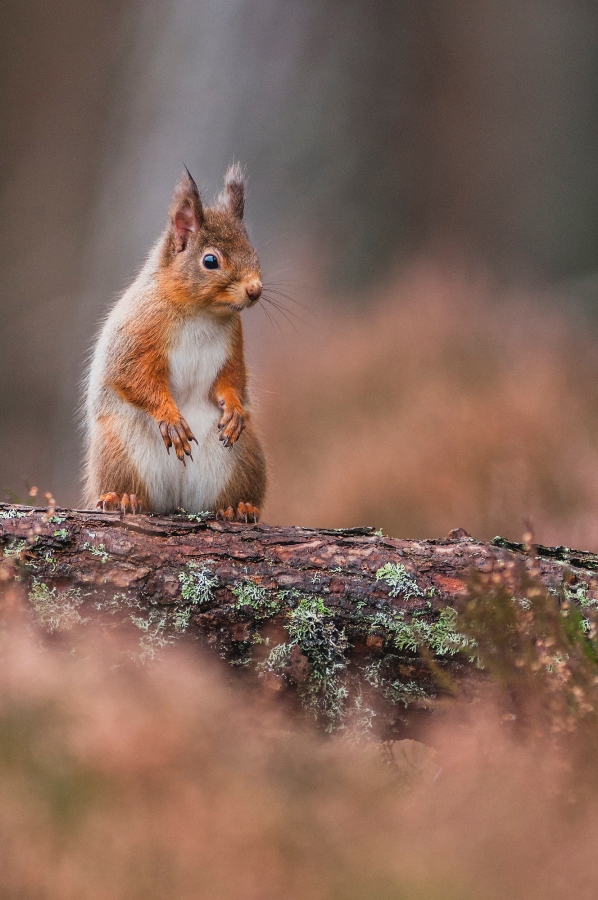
[124,313,236,514]
[168,314,231,411]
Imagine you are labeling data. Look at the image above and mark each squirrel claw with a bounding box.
[218,407,245,447]
[96,492,142,515]
[159,417,196,463]
[97,492,120,512]
[237,502,259,523]
[216,501,259,523]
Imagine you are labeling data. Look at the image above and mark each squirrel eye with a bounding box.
[202,253,220,270]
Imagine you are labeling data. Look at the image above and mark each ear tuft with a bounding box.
[169,168,204,252]
[217,162,245,221]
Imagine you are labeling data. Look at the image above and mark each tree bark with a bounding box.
[1,503,595,733]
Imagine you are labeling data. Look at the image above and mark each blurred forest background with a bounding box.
[3,0,598,545]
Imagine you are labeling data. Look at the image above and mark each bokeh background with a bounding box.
[3,0,598,545]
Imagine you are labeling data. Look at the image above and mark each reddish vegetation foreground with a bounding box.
[2,500,598,896]
[0,607,597,899]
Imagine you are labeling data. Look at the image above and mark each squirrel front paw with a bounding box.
[217,401,245,448]
[158,416,197,464]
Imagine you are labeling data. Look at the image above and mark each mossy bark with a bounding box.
[1,504,596,735]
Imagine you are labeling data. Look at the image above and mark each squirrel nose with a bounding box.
[245,279,262,302]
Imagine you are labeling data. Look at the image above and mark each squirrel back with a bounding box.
[84,165,266,521]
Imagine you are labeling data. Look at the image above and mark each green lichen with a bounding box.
[545,578,598,636]
[253,587,475,732]
[555,579,598,617]
[368,606,473,657]
[185,511,212,522]
[82,542,109,563]
[0,509,27,519]
[3,540,28,559]
[232,581,279,618]
[228,656,252,668]
[130,610,173,662]
[53,529,68,541]
[47,514,66,525]
[29,580,87,633]
[94,592,135,615]
[345,687,377,739]
[375,562,433,600]
[172,607,192,632]
[363,659,430,707]
[91,564,219,657]
[573,583,598,636]
[277,588,303,605]
[178,563,217,605]
[260,642,294,672]
[261,596,350,732]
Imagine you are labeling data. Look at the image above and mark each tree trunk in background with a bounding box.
[0,0,131,500]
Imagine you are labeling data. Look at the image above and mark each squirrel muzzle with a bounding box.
[244,278,262,305]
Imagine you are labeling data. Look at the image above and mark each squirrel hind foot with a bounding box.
[216,502,259,524]
[96,492,143,516]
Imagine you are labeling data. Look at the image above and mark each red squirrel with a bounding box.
[83,164,266,522]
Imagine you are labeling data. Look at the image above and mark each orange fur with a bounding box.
[211,316,247,406]
[84,165,267,518]
[214,423,266,512]
[210,317,248,447]
[85,415,149,508]
[108,305,180,424]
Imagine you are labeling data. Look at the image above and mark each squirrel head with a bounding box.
[160,164,262,314]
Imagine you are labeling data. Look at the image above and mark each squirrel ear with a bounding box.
[217,162,245,221]
[169,168,204,252]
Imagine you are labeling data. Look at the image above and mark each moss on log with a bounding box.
[1,503,595,735]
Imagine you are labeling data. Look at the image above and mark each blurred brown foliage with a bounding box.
[261,263,598,548]
[3,571,598,899]
[4,0,598,506]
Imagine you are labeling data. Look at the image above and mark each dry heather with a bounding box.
[260,263,598,549]
[1,574,598,900]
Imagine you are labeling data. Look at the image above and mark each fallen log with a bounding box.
[1,503,596,734]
